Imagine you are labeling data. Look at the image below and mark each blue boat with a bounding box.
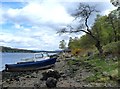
[5,53,57,72]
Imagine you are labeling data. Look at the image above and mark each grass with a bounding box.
[87,58,118,72]
[65,41,120,84]
[65,54,119,84]
[84,57,119,83]
[66,59,81,77]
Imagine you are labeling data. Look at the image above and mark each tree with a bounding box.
[110,0,120,7]
[58,3,103,56]
[59,40,66,50]
[92,15,112,44]
[107,9,120,42]
[68,37,73,49]
[79,34,95,49]
[68,37,81,49]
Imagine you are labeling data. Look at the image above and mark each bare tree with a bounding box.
[58,3,103,56]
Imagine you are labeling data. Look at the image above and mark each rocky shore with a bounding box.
[1,54,119,88]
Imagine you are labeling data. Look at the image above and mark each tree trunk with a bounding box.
[114,30,117,42]
[95,40,103,56]
[87,33,103,56]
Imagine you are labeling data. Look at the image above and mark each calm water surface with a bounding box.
[1,53,34,71]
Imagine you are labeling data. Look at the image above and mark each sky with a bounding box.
[0,0,117,51]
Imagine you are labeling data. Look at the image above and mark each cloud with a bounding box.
[14,23,21,29]
[0,26,62,50]
[101,7,117,16]
[1,1,117,50]
[3,1,74,26]
[1,1,76,50]
[95,2,117,16]
[0,24,80,50]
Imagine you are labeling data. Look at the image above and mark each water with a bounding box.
[1,53,34,71]
[0,52,57,71]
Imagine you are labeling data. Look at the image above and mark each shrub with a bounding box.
[103,41,120,56]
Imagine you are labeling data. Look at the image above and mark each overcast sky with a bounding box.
[0,0,116,51]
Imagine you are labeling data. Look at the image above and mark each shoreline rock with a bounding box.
[1,55,119,88]
[46,77,57,88]
[40,69,61,81]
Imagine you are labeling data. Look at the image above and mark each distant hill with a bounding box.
[0,46,63,53]
[0,46,36,53]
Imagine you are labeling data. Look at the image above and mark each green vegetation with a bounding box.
[58,2,120,56]
[103,41,120,56]
[58,2,120,85]
[67,12,120,55]
[85,57,119,83]
[65,52,119,84]
[64,41,120,85]
[59,40,66,50]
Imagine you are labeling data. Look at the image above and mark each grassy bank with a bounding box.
[65,55,119,87]
[65,41,120,86]
[84,57,119,83]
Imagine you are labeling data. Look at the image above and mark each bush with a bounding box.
[103,41,120,56]
[71,48,82,56]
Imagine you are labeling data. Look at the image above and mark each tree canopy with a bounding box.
[58,3,120,56]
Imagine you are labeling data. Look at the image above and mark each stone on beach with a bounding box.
[41,69,61,80]
[46,77,57,88]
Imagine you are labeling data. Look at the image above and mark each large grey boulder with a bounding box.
[46,77,57,88]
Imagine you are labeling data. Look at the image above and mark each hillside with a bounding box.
[0,46,63,53]
[0,46,36,53]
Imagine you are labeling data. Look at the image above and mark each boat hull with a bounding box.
[5,58,56,72]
